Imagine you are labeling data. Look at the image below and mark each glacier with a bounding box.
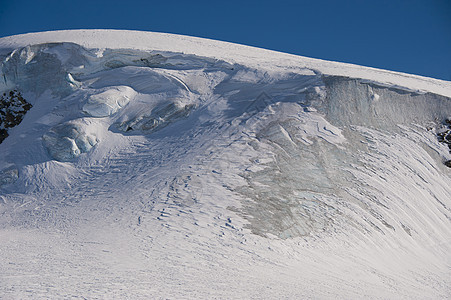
[0,30,450,299]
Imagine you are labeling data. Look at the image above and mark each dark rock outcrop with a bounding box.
[0,90,32,144]
[437,118,451,167]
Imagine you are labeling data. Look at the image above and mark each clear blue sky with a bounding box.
[0,0,450,80]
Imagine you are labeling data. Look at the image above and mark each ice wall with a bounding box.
[321,76,451,130]
[213,74,451,240]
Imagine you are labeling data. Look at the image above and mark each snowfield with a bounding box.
[0,30,450,299]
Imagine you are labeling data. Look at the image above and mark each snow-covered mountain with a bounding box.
[0,30,450,299]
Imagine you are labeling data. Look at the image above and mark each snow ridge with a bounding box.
[1,29,450,97]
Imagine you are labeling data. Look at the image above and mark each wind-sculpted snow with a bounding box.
[42,120,98,161]
[83,86,136,117]
[115,99,196,133]
[0,166,18,186]
[1,42,222,161]
[0,32,450,299]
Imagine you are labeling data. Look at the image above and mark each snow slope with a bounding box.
[0,30,450,299]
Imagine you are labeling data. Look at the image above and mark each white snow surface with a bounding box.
[1,29,450,97]
[83,85,136,117]
[0,30,450,299]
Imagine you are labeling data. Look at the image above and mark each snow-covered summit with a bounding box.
[1,29,450,97]
[0,30,450,299]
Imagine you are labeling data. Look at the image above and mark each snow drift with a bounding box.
[0,30,450,299]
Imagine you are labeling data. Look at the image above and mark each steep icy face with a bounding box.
[1,41,450,236]
[322,76,451,130]
[0,37,450,298]
[230,103,346,238]
[1,43,91,96]
[194,73,451,239]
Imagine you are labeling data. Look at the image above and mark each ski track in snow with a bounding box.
[0,30,450,299]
